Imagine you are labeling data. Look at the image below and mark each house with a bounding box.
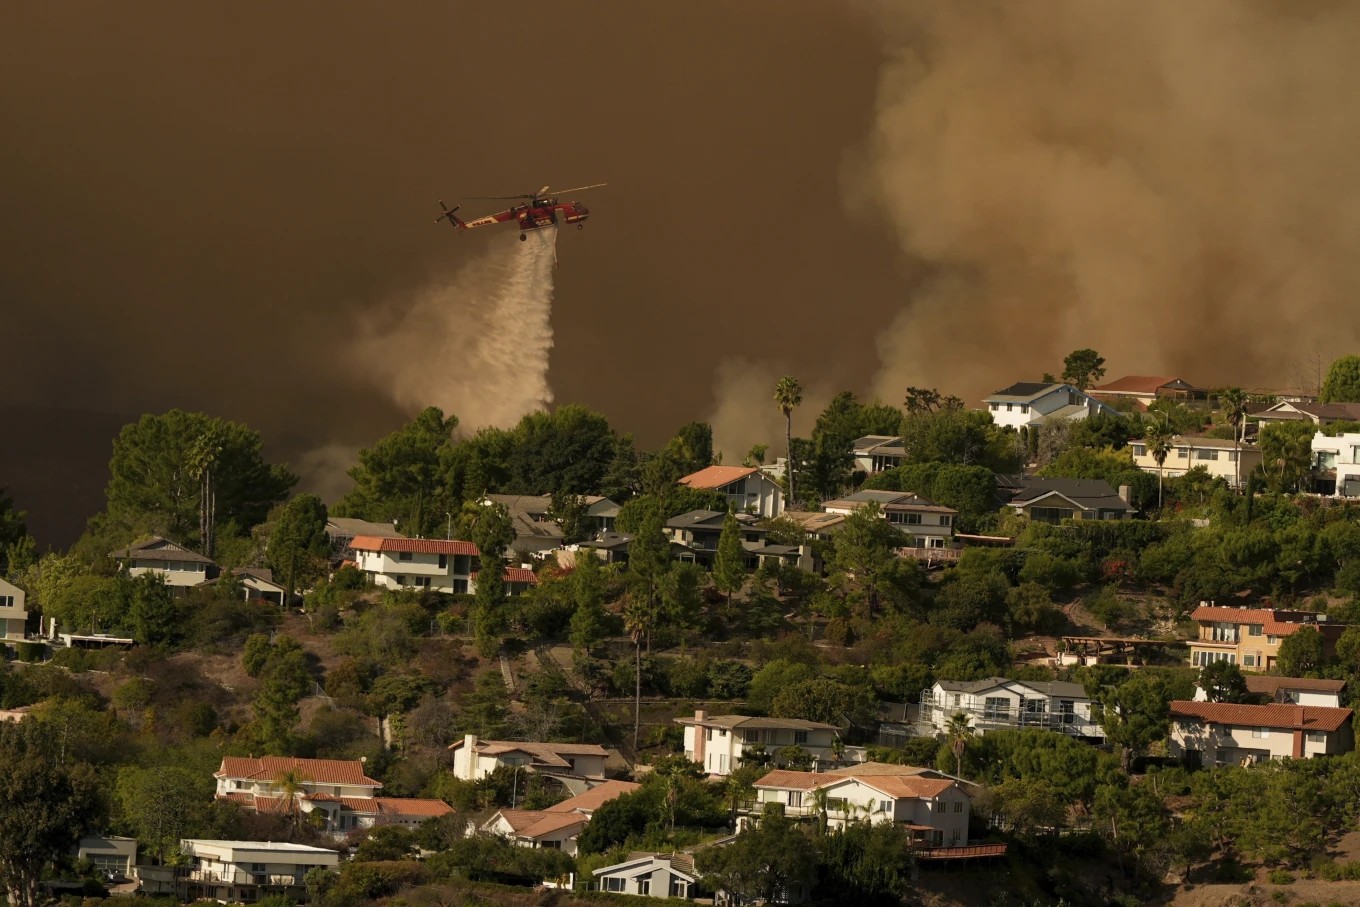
[675,710,865,776]
[1187,603,1346,671]
[982,382,1118,430]
[995,475,1132,522]
[822,490,957,549]
[1193,676,1345,708]
[483,494,621,555]
[231,567,286,605]
[545,779,642,817]
[213,756,451,833]
[76,835,137,879]
[448,735,609,793]
[0,577,29,640]
[592,852,699,899]
[664,510,767,567]
[778,510,847,539]
[325,517,401,564]
[1311,431,1360,498]
[920,677,1104,740]
[1168,700,1355,765]
[349,536,537,595]
[137,839,339,903]
[852,435,906,476]
[110,537,217,590]
[750,763,972,848]
[1089,375,1207,409]
[679,465,784,519]
[571,532,632,565]
[1253,401,1360,427]
[480,809,588,856]
[1129,435,1261,489]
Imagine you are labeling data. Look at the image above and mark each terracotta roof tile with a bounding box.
[678,465,759,490]
[1170,700,1353,733]
[215,756,382,788]
[349,536,479,556]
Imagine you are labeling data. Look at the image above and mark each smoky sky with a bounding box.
[5,1,1360,544]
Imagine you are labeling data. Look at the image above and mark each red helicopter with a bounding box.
[435,183,606,241]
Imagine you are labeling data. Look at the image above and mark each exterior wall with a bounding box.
[1130,441,1261,489]
[596,861,695,898]
[755,779,970,846]
[683,724,852,775]
[1170,719,1354,765]
[215,775,377,800]
[715,476,783,519]
[1312,432,1360,498]
[1016,499,1128,522]
[887,511,955,547]
[1186,618,1342,672]
[0,579,28,641]
[486,816,582,857]
[353,548,474,593]
[128,559,210,588]
[179,841,339,900]
[922,682,1102,739]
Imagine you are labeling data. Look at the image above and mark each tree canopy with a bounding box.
[1321,354,1360,403]
[1061,348,1107,390]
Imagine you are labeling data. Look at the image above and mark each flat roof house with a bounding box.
[138,839,340,903]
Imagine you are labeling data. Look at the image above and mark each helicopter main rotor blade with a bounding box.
[465,194,535,200]
[549,182,607,195]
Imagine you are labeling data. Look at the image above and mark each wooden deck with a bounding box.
[916,843,1009,860]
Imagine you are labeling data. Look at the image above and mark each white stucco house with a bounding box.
[481,809,588,856]
[110,537,217,590]
[349,536,537,595]
[750,763,972,847]
[0,577,29,640]
[982,382,1118,430]
[679,466,784,518]
[822,490,957,549]
[448,735,609,793]
[852,435,906,476]
[675,710,865,776]
[137,840,339,903]
[1312,431,1360,498]
[920,677,1104,740]
[214,756,451,833]
[1168,700,1355,765]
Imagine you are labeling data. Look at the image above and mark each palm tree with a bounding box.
[1219,387,1248,491]
[273,768,309,829]
[810,786,830,835]
[773,376,803,508]
[945,712,972,777]
[1144,420,1175,512]
[623,595,652,753]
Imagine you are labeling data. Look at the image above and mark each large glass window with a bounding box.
[982,697,1009,720]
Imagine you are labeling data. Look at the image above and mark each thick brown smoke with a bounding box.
[859,1,1360,403]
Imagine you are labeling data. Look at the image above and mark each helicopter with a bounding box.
[436,183,606,241]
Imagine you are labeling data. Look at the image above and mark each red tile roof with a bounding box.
[215,756,382,788]
[755,767,960,800]
[1170,700,1353,733]
[678,465,759,490]
[471,568,540,584]
[1189,606,1335,636]
[349,536,479,556]
[1090,375,1180,394]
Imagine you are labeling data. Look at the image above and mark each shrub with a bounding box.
[15,642,47,663]
[1267,868,1296,885]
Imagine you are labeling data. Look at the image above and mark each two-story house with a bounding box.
[349,536,537,595]
[1311,431,1360,498]
[982,382,1118,430]
[214,756,451,832]
[137,839,339,903]
[663,510,767,567]
[110,537,217,591]
[1168,700,1355,765]
[675,710,865,775]
[920,677,1104,741]
[678,466,783,519]
[483,494,621,554]
[0,577,30,641]
[325,517,401,566]
[822,490,958,549]
[852,436,906,476]
[592,853,699,900]
[750,763,972,848]
[995,475,1133,522]
[448,735,609,793]
[1129,435,1261,489]
[1188,604,1346,671]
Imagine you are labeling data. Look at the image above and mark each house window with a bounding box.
[1177,449,1188,459]
[990,403,998,411]
[1131,444,1146,456]
[904,512,923,524]
[941,515,952,527]
[1308,732,1326,743]
[794,730,808,744]
[670,878,688,898]
[953,800,963,812]
[1020,404,1029,413]
[787,791,803,808]
[951,828,961,843]
[1268,635,1280,645]
[399,551,413,561]
[1005,403,1013,411]
[0,596,12,607]
[826,797,848,813]
[1243,655,1256,667]
[438,554,448,569]
[1248,624,1263,637]
[1196,449,1219,460]
[395,575,406,586]
[705,729,713,741]
[1252,728,1270,739]
[250,863,266,873]
[604,878,625,893]
[637,876,650,896]
[540,840,562,850]
[982,697,1009,720]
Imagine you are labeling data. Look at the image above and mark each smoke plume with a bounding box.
[361,228,558,432]
[858,1,1360,402]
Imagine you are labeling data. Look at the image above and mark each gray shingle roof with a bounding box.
[996,475,1131,512]
[936,676,1089,699]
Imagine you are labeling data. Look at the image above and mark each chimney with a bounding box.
[693,710,707,768]
[1117,485,1131,506]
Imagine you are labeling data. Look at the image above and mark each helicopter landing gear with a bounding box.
[519,233,526,242]
[577,224,584,231]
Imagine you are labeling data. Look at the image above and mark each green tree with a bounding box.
[335,407,457,538]
[0,490,30,578]
[105,409,296,547]
[774,376,804,505]
[1061,348,1106,390]
[659,562,703,645]
[1199,660,1249,703]
[114,765,212,862]
[503,405,621,495]
[623,595,652,752]
[826,502,909,618]
[1217,386,1248,489]
[695,812,817,905]
[668,422,715,475]
[0,722,101,907]
[770,678,872,726]
[129,572,183,647]
[469,503,514,656]
[713,510,746,614]
[1321,354,1360,403]
[568,552,608,654]
[252,638,313,750]
[1277,625,1325,676]
[1143,420,1174,511]
[1259,422,1315,493]
[900,404,1019,472]
[266,494,330,605]
[946,712,972,777]
[1091,673,1170,773]
[815,821,915,906]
